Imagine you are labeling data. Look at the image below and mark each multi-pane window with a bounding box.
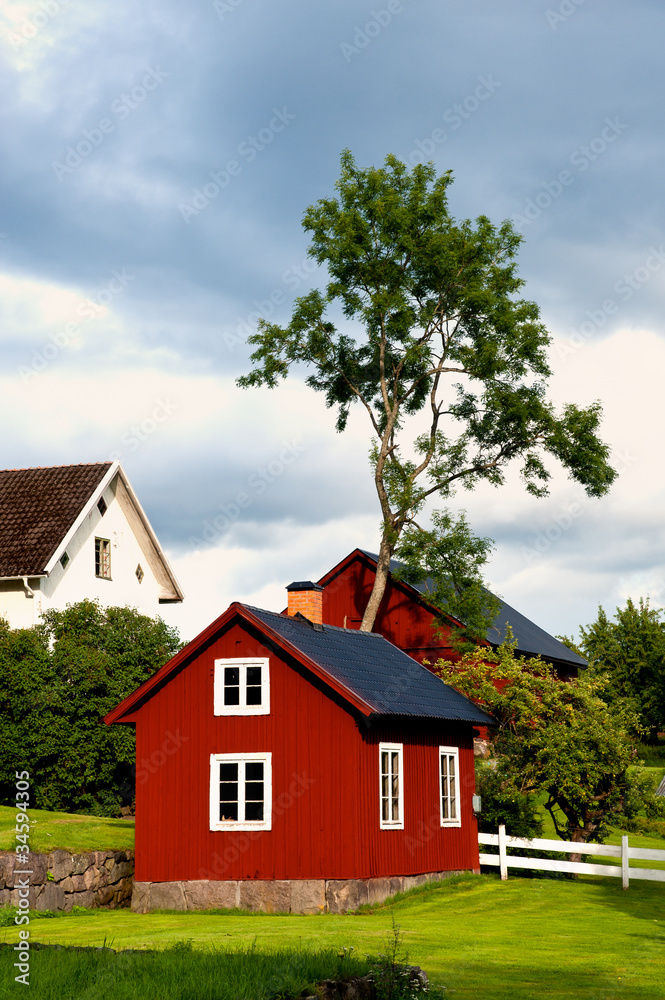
[379,743,403,829]
[439,746,461,827]
[214,659,270,715]
[209,753,272,830]
[95,538,111,579]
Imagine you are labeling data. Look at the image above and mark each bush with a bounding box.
[475,762,543,838]
[0,602,182,815]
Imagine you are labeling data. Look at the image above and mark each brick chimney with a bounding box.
[286,581,324,625]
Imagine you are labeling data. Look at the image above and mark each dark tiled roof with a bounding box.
[482,593,587,667]
[0,463,112,576]
[361,550,586,670]
[244,605,494,725]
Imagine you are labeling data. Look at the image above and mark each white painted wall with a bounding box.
[0,580,41,629]
[0,477,172,629]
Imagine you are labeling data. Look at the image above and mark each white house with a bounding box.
[0,462,183,629]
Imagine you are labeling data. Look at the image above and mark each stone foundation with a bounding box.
[0,850,134,911]
[132,869,465,914]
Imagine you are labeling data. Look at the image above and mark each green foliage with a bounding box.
[474,762,543,838]
[238,150,616,630]
[435,636,643,844]
[612,768,665,831]
[578,597,665,741]
[0,601,182,815]
[394,509,501,646]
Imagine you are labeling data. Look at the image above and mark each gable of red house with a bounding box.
[316,549,586,680]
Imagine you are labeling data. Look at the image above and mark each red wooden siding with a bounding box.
[319,552,460,671]
[133,617,479,883]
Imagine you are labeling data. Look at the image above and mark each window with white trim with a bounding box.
[439,746,461,827]
[214,658,270,715]
[209,752,272,831]
[379,742,404,829]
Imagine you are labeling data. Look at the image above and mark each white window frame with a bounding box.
[379,742,404,830]
[95,537,111,579]
[209,752,272,831]
[439,746,461,827]
[214,658,270,716]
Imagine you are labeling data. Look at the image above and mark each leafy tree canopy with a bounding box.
[435,636,642,846]
[393,509,501,647]
[0,602,182,815]
[238,150,616,630]
[576,597,665,742]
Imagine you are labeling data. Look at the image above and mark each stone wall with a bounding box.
[0,850,134,911]
[132,869,467,914]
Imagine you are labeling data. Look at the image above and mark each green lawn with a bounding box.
[1,875,663,999]
[0,806,134,853]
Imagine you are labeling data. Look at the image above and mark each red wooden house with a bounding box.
[316,549,587,680]
[105,583,492,914]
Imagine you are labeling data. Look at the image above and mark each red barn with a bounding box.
[317,549,587,680]
[105,583,492,913]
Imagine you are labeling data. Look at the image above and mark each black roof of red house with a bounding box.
[105,601,493,727]
[247,605,493,724]
[358,550,587,671]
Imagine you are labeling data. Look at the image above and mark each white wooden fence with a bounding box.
[479,825,665,889]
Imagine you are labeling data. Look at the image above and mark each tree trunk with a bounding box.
[359,533,393,631]
[569,827,586,865]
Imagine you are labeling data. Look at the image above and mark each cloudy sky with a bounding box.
[1,0,664,642]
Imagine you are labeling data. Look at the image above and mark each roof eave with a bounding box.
[104,602,239,725]
[114,466,184,603]
[0,574,48,582]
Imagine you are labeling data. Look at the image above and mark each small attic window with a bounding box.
[97,497,107,517]
[59,552,69,570]
[95,538,111,579]
[135,564,144,584]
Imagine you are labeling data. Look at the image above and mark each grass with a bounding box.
[0,942,377,999]
[0,875,663,998]
[0,806,134,853]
